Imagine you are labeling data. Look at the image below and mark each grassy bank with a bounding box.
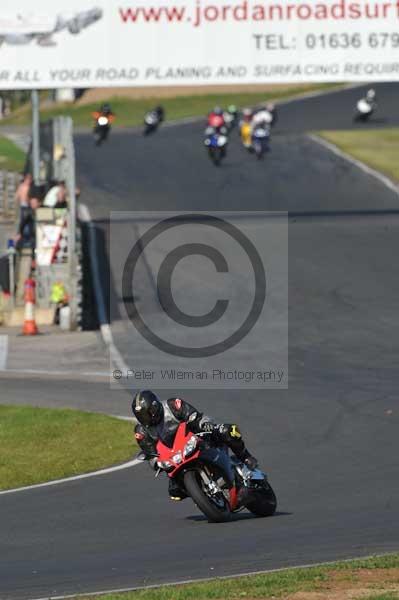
[0,136,25,172]
[77,554,399,600]
[2,83,341,129]
[318,128,399,183]
[0,405,136,490]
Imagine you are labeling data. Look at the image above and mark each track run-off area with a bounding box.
[1,83,399,600]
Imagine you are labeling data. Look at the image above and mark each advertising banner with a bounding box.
[1,0,398,87]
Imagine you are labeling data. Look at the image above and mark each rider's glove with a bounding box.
[200,421,216,433]
[149,457,158,470]
[243,453,258,471]
[201,422,227,436]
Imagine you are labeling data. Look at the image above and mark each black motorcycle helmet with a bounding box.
[101,102,112,115]
[132,390,163,426]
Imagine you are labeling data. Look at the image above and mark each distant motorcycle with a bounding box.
[252,125,270,159]
[264,104,277,127]
[143,107,164,135]
[223,106,238,131]
[354,99,374,122]
[252,109,274,128]
[93,114,112,146]
[240,121,253,150]
[204,126,228,166]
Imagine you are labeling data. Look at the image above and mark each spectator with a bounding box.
[43,181,67,208]
[14,196,41,253]
[15,173,33,209]
[55,181,67,208]
[50,281,69,325]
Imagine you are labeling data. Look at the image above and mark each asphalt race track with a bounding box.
[1,83,399,600]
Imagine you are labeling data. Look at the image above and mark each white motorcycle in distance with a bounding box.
[143,106,165,136]
[250,109,273,159]
[93,114,112,146]
[252,108,274,128]
[354,90,376,123]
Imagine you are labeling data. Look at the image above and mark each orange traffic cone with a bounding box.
[22,278,39,336]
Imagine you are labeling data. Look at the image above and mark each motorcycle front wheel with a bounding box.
[354,113,370,123]
[143,124,156,136]
[245,481,277,517]
[209,148,221,166]
[184,469,232,523]
[256,149,264,160]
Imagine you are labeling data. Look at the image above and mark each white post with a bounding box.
[66,118,77,330]
[7,243,16,309]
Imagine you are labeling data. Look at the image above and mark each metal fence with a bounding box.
[1,117,81,329]
[33,116,81,329]
[0,171,18,222]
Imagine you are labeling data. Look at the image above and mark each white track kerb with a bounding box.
[78,203,128,374]
[309,134,399,197]
[0,458,141,497]
[30,553,396,600]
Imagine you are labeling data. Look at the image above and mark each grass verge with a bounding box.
[0,405,136,490]
[318,128,399,183]
[2,83,341,128]
[77,554,399,600]
[0,136,25,172]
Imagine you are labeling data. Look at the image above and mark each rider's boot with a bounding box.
[240,449,258,471]
[168,478,187,501]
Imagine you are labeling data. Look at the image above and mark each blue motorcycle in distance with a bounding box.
[204,126,228,166]
[251,125,270,160]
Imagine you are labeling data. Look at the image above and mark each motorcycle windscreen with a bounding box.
[157,421,182,448]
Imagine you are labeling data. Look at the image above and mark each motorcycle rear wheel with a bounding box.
[245,481,277,517]
[184,469,232,523]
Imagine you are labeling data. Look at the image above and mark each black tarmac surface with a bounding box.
[1,82,399,600]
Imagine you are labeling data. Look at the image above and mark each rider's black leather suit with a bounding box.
[134,397,248,464]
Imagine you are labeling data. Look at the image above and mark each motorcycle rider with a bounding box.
[132,390,258,501]
[354,88,377,122]
[224,104,238,129]
[240,107,252,122]
[92,102,115,122]
[363,88,377,109]
[146,105,165,122]
[265,102,277,126]
[100,102,113,116]
[251,106,273,128]
[239,107,253,149]
[154,105,165,121]
[207,106,226,131]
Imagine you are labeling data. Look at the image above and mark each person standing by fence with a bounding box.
[15,173,32,211]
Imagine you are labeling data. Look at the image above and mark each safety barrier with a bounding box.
[0,118,82,330]
[22,277,39,335]
[0,171,18,222]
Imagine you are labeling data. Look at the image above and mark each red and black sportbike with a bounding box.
[137,414,277,523]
